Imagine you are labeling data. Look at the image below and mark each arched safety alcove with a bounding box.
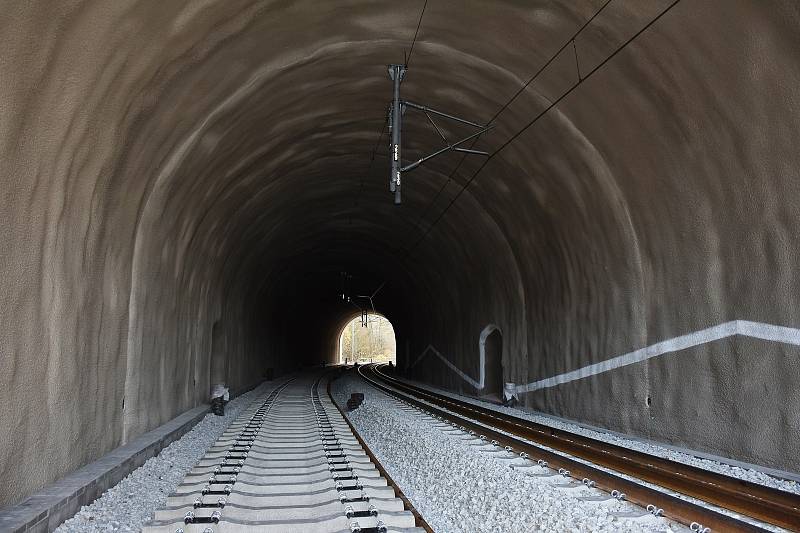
[479,324,503,400]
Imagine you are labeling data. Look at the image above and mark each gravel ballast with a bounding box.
[55,379,285,533]
[333,371,689,533]
[403,376,800,496]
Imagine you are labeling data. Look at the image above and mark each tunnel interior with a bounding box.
[2,0,800,508]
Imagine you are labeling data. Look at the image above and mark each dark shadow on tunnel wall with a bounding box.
[209,320,226,391]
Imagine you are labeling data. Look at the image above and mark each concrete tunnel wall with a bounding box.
[1,0,799,508]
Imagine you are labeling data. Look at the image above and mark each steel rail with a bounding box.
[327,371,434,532]
[369,365,800,531]
[370,365,800,530]
[358,364,789,532]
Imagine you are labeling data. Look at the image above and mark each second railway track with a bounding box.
[359,363,800,532]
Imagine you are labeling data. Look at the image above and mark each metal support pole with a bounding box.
[351,319,355,361]
[388,64,405,205]
[384,64,490,206]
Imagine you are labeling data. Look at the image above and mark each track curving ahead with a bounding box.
[359,364,800,532]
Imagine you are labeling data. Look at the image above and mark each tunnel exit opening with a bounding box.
[338,314,396,365]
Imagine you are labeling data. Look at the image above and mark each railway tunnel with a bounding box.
[1,0,800,531]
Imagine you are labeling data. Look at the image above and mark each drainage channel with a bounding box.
[141,371,424,533]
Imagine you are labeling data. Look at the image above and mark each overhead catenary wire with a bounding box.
[352,111,390,216]
[407,0,614,243]
[406,0,428,67]
[401,0,683,259]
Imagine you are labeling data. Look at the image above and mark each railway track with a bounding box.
[359,364,800,533]
[142,371,428,533]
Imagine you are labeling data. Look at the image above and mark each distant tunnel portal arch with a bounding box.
[338,314,396,365]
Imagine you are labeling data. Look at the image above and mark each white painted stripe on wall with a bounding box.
[736,320,800,345]
[408,320,800,394]
[516,320,800,394]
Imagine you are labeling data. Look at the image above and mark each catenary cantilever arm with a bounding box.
[386,65,492,204]
[402,100,486,129]
[401,124,493,172]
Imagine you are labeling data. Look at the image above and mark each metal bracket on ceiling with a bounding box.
[355,280,385,316]
[387,63,493,205]
[340,272,385,326]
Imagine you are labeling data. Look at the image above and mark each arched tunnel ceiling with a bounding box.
[110,0,626,365]
[117,0,660,348]
[2,0,800,508]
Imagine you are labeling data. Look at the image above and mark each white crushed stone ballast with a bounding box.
[333,371,691,533]
[56,380,286,533]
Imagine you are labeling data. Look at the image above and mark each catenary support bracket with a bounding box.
[387,63,492,205]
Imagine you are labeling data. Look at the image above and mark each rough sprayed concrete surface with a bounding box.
[0,0,798,508]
